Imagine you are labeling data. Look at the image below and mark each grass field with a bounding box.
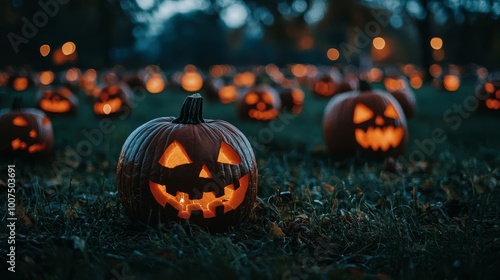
[1,80,499,280]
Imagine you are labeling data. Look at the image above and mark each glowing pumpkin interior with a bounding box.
[149,140,248,219]
[353,102,405,151]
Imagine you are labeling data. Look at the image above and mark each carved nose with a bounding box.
[198,164,212,178]
[375,116,384,125]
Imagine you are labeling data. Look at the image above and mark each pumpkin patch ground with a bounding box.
[1,80,499,279]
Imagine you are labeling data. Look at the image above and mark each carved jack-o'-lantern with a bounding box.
[93,83,132,116]
[477,72,500,111]
[8,74,34,92]
[37,86,78,114]
[237,86,281,121]
[116,94,257,230]
[323,81,408,157]
[0,98,54,155]
[383,76,417,118]
[277,82,305,115]
[310,70,355,98]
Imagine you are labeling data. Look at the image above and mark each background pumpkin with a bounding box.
[383,75,417,118]
[36,86,79,115]
[476,72,500,111]
[323,81,409,157]
[93,83,133,116]
[237,85,281,121]
[0,97,54,156]
[116,93,258,230]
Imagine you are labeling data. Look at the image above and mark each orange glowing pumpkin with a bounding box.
[323,81,408,157]
[237,86,281,121]
[116,94,257,230]
[311,71,353,98]
[0,98,54,156]
[477,72,500,111]
[442,74,460,92]
[277,83,305,115]
[383,76,417,118]
[205,77,239,104]
[93,83,132,116]
[37,86,78,114]
[8,74,34,92]
[181,71,204,92]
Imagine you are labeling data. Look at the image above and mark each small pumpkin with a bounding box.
[383,75,417,118]
[323,81,408,157]
[36,86,78,114]
[310,70,353,98]
[0,97,54,155]
[476,72,500,111]
[237,86,281,121]
[93,83,132,116]
[8,73,34,92]
[116,94,257,230]
[277,79,305,115]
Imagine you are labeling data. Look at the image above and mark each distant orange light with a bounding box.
[66,68,80,82]
[327,48,340,61]
[298,36,314,50]
[430,37,443,50]
[367,68,383,83]
[409,75,423,89]
[146,73,165,94]
[291,64,307,78]
[484,83,495,93]
[432,49,445,61]
[443,75,460,92]
[13,77,29,91]
[39,71,54,85]
[40,44,50,57]
[233,72,255,88]
[62,41,76,56]
[476,67,488,79]
[181,71,203,92]
[429,64,443,78]
[210,65,224,78]
[372,37,386,50]
[184,64,197,72]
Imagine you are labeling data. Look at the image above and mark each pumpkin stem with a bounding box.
[359,80,371,92]
[11,97,24,110]
[173,93,205,124]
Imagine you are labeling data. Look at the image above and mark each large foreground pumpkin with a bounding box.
[323,81,408,157]
[116,94,257,230]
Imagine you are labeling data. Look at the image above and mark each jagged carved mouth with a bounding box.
[355,126,404,151]
[149,174,249,219]
[39,100,71,113]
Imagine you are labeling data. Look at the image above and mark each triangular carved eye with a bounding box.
[384,102,399,119]
[158,141,192,168]
[13,116,28,126]
[217,142,241,165]
[353,103,374,124]
[245,93,259,105]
